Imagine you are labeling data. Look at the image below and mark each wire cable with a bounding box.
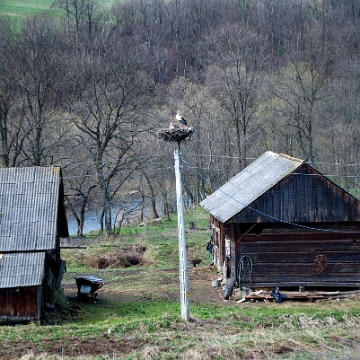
[237,255,253,290]
[180,156,360,234]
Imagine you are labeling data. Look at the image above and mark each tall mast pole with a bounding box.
[174,148,189,321]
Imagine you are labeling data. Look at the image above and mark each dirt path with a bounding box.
[63,266,224,304]
[1,266,226,360]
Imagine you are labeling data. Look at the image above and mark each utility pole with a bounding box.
[174,148,189,321]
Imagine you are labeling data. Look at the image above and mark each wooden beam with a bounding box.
[242,239,360,253]
[238,224,257,242]
[250,252,360,263]
[60,246,88,249]
[242,232,360,242]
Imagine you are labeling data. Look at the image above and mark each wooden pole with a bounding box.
[174,148,189,321]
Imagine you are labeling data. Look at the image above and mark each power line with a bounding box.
[182,166,360,178]
[184,153,360,167]
[52,151,360,181]
[180,156,360,234]
[52,151,360,169]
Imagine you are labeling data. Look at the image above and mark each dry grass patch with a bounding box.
[86,245,147,269]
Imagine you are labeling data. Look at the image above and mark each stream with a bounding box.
[66,198,169,235]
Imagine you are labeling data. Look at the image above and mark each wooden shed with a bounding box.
[200,151,360,290]
[0,166,68,324]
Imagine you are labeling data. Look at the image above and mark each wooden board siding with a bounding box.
[230,239,239,279]
[229,164,360,224]
[242,237,360,251]
[0,287,39,324]
[242,231,360,242]
[210,217,228,270]
[210,215,220,229]
[239,235,360,288]
[203,153,360,289]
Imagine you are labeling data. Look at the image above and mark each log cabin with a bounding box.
[200,151,360,290]
[0,167,68,324]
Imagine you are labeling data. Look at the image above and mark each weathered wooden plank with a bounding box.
[250,252,360,263]
[249,273,360,283]
[245,281,360,289]
[250,263,360,274]
[242,240,360,253]
[241,232,360,242]
[27,287,38,318]
[8,291,15,316]
[56,260,67,288]
[0,287,38,321]
[243,290,360,300]
[229,165,360,224]
[244,293,325,300]
[0,291,7,317]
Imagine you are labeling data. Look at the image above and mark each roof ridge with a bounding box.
[278,153,304,163]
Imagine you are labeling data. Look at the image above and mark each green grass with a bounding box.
[3,207,360,359]
[0,0,117,18]
[63,207,211,272]
[3,297,360,359]
[0,0,57,17]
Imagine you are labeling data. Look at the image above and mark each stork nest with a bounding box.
[157,126,195,143]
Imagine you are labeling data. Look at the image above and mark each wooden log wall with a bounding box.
[229,165,360,224]
[210,215,226,270]
[238,231,360,289]
[0,286,39,324]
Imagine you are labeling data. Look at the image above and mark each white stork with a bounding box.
[175,111,188,126]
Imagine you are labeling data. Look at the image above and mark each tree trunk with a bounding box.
[142,172,159,219]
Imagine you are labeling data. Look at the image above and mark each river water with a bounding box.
[67,210,103,235]
[66,198,168,235]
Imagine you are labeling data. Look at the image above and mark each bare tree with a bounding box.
[59,133,98,237]
[52,0,100,37]
[65,180,98,237]
[68,30,152,235]
[317,58,360,191]
[0,19,24,167]
[269,58,329,166]
[17,15,70,166]
[206,23,267,169]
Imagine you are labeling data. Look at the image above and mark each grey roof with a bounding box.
[0,252,45,288]
[74,275,106,285]
[200,151,303,223]
[0,166,63,252]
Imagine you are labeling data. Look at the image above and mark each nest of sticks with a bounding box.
[157,126,195,143]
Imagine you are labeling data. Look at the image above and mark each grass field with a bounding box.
[0,0,117,18]
[0,0,57,17]
[2,208,360,359]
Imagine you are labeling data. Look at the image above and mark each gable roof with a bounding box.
[200,151,360,224]
[0,166,68,252]
[200,151,304,223]
[0,252,45,288]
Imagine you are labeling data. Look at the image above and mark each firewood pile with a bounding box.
[232,288,360,303]
[157,126,195,143]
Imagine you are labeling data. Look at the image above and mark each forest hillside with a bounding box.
[1,0,359,234]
